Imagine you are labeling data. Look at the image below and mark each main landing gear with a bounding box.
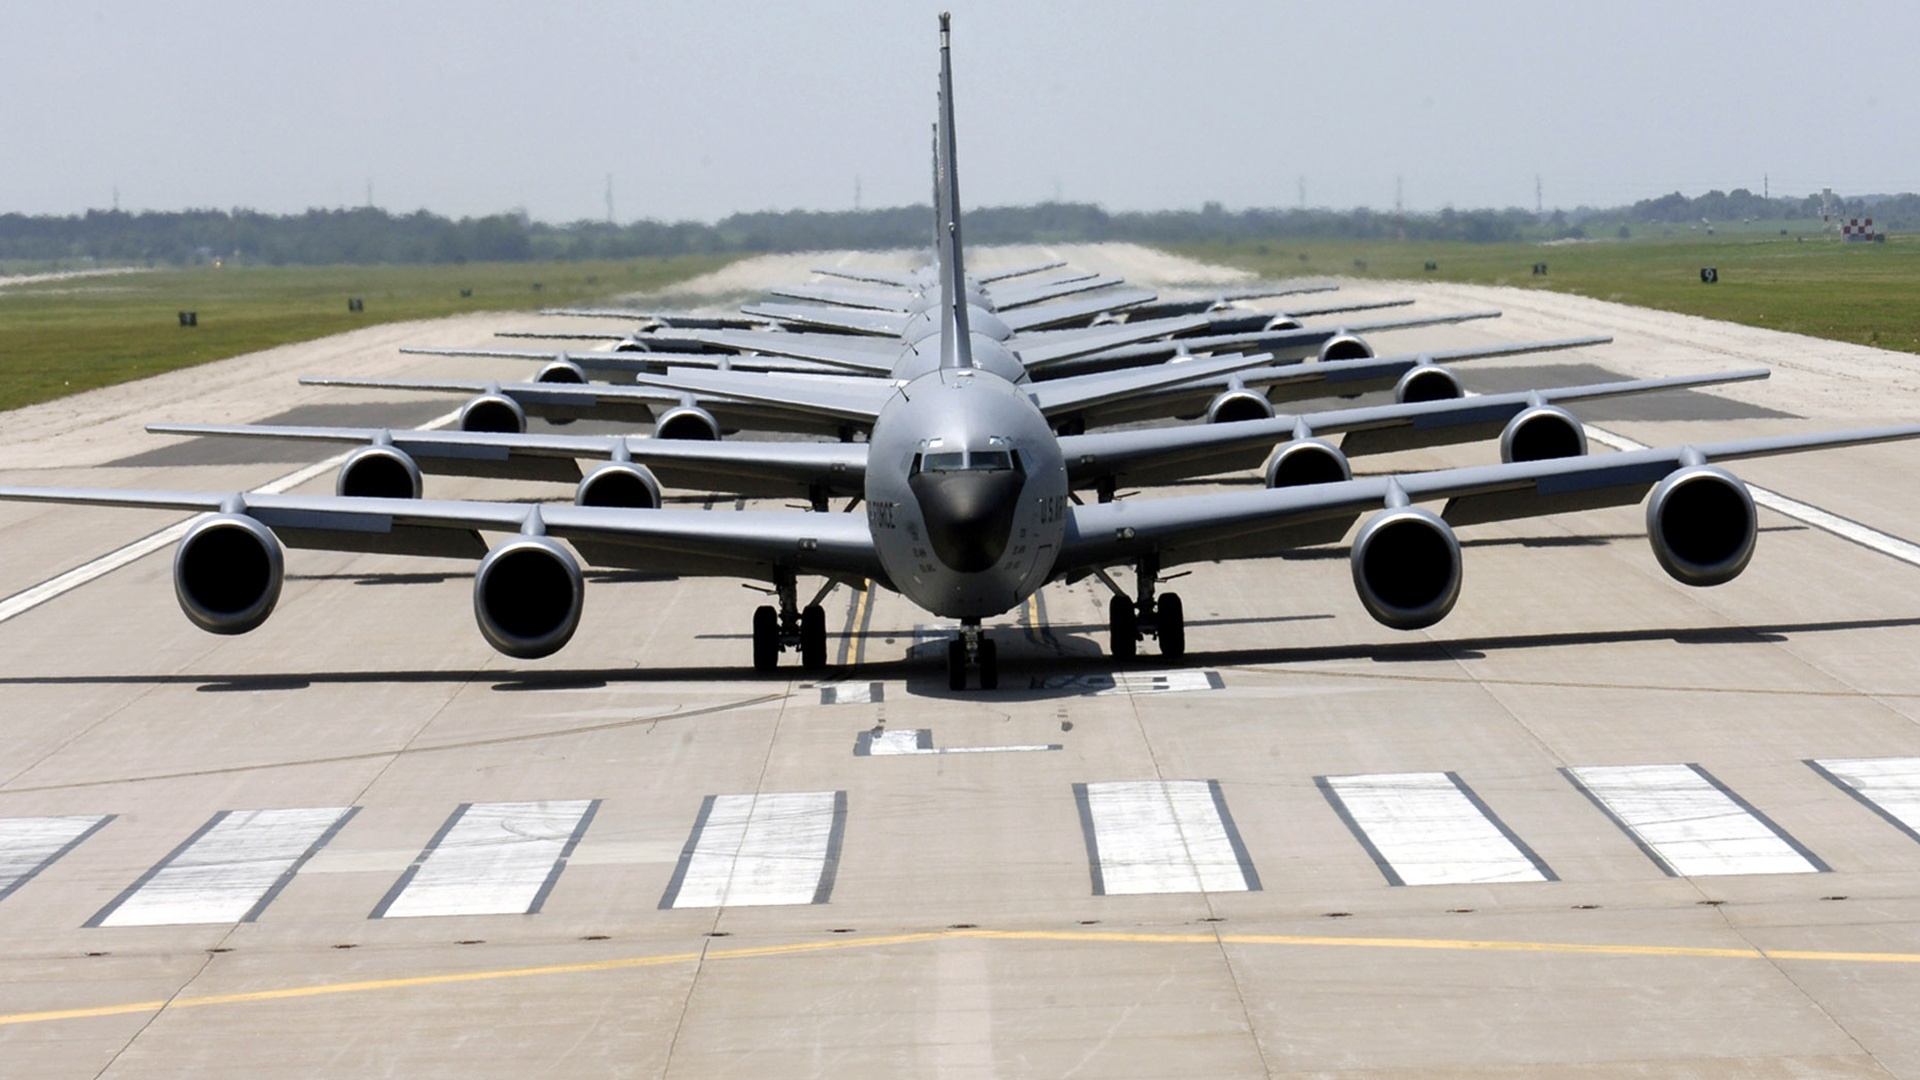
[946,619,998,692]
[751,570,829,673]
[1106,553,1185,661]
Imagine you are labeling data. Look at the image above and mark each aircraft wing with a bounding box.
[619,370,899,424]
[997,288,1159,332]
[1008,314,1214,366]
[1053,423,1920,574]
[1025,353,1286,420]
[975,259,1067,283]
[1027,310,1506,378]
[985,273,1119,309]
[811,266,922,288]
[675,329,901,373]
[1055,369,1769,490]
[738,302,911,337]
[767,282,916,311]
[399,345,859,378]
[144,424,871,498]
[0,486,885,583]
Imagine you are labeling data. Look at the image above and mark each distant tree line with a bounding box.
[2,190,1913,267]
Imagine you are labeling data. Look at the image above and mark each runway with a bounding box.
[5,246,1920,1077]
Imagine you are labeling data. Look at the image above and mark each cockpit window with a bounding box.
[920,452,967,473]
[909,449,1025,476]
[969,450,1016,472]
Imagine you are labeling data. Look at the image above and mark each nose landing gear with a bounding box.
[946,619,998,691]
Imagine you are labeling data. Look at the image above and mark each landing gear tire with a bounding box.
[947,639,968,692]
[978,637,998,690]
[1109,595,1138,661]
[800,604,828,671]
[752,605,779,672]
[1158,592,1185,659]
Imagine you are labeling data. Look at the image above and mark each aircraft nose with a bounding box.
[908,470,1024,573]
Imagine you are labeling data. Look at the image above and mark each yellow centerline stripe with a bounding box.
[9,926,1920,1028]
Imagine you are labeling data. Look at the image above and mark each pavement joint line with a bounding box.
[0,407,464,627]
[9,925,1920,1028]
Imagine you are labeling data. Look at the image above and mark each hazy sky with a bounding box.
[5,0,1915,222]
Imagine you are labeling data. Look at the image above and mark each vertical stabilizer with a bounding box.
[935,13,974,369]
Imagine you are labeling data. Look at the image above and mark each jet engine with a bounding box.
[1264,316,1303,332]
[1265,438,1352,487]
[473,536,584,659]
[1499,404,1587,463]
[173,514,284,635]
[574,462,663,509]
[535,357,588,384]
[460,392,527,433]
[654,404,720,441]
[1393,364,1463,404]
[335,444,422,499]
[1645,465,1756,586]
[1205,387,1275,424]
[1318,334,1373,363]
[1350,506,1461,630]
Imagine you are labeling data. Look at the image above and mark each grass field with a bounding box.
[0,257,728,412]
[1179,232,1920,355]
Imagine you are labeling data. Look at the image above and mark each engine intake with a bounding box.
[654,404,720,441]
[1394,364,1462,404]
[575,462,663,509]
[460,393,527,434]
[1265,439,1352,487]
[1264,316,1303,332]
[1205,388,1275,424]
[1500,404,1587,463]
[174,514,284,635]
[1646,465,1755,586]
[1318,334,1373,363]
[335,445,422,499]
[536,357,588,384]
[473,537,584,659]
[1350,506,1461,630]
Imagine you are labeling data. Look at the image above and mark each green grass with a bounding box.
[0,257,729,412]
[1177,232,1920,355]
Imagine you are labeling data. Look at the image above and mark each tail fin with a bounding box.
[935,12,974,370]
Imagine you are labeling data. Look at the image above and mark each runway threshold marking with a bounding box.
[0,815,114,903]
[15,925,1920,1029]
[1586,424,1920,568]
[658,791,847,909]
[88,807,359,927]
[1808,757,1920,844]
[370,800,599,919]
[1318,772,1555,886]
[1075,780,1260,895]
[854,729,1060,755]
[1565,764,1827,877]
[0,407,462,628]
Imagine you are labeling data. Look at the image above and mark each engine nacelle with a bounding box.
[1500,404,1588,463]
[1206,388,1275,424]
[473,536,584,659]
[1264,438,1352,487]
[1646,465,1756,587]
[1264,316,1303,332]
[654,404,720,441]
[1350,506,1462,630]
[1318,334,1373,363]
[460,392,527,434]
[174,514,284,636]
[575,462,663,509]
[1394,363,1463,404]
[335,444,422,499]
[535,357,588,384]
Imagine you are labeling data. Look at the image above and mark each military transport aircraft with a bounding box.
[2,15,1915,692]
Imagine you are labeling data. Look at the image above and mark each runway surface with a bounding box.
[5,246,1920,1077]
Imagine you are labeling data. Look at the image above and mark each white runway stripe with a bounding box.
[0,815,114,903]
[1809,757,1920,844]
[371,800,599,919]
[0,407,461,627]
[1566,764,1825,877]
[855,729,1060,755]
[1075,780,1259,896]
[1319,772,1553,886]
[90,807,357,927]
[659,792,847,909]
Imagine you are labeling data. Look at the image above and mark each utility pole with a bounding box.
[1395,174,1403,215]
[1764,173,1769,200]
[605,174,615,224]
[365,180,374,209]
[855,175,862,212]
[1535,174,1542,217]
